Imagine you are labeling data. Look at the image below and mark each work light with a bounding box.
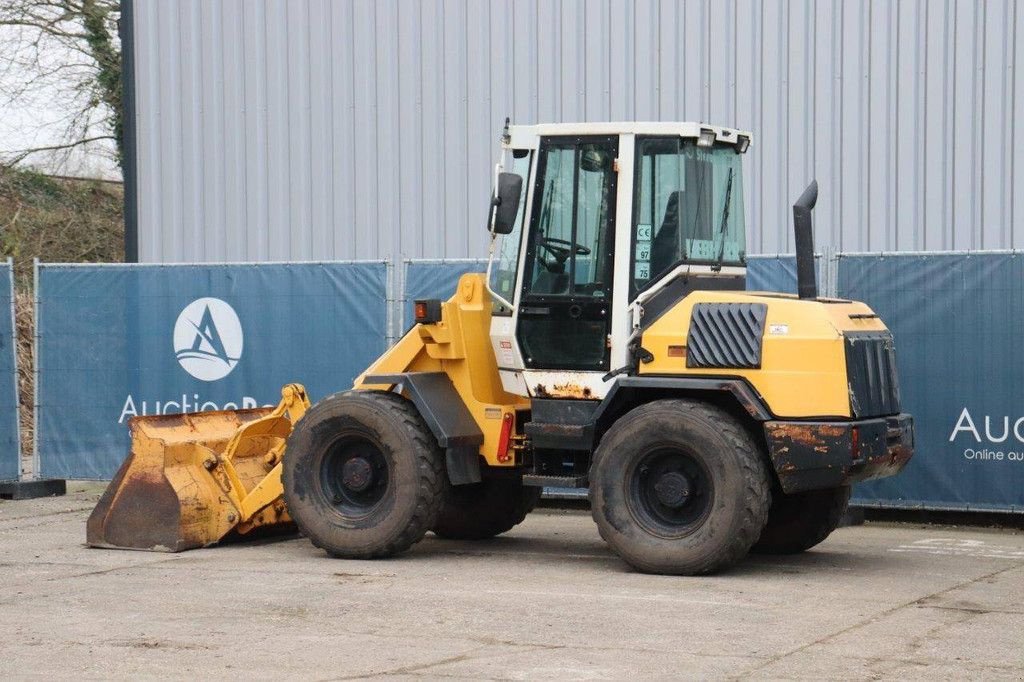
[697,128,716,148]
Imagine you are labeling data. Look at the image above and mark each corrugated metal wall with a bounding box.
[132,0,1024,262]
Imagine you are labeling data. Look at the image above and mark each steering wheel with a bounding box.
[538,237,591,270]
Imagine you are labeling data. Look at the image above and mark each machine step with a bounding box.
[522,474,589,488]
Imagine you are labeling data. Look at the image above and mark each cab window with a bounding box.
[488,150,532,314]
[631,137,745,298]
[522,139,616,299]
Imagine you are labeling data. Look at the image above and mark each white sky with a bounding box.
[0,26,121,181]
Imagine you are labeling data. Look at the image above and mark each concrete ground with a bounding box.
[1,486,1023,681]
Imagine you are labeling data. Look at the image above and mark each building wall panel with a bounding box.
[133,0,1024,262]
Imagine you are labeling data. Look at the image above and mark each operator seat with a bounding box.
[531,266,569,295]
[650,191,682,277]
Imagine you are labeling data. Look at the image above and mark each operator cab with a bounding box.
[485,122,752,401]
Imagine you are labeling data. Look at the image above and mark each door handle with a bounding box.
[520,306,550,316]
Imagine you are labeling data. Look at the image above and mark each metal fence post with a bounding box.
[821,246,838,298]
[31,258,39,480]
[6,259,19,479]
[385,257,411,348]
[384,259,396,347]
[399,259,411,333]
[0,258,66,497]
[399,257,408,339]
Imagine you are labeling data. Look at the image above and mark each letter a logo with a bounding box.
[173,298,243,381]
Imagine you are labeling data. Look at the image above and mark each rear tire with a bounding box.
[432,478,541,540]
[282,390,445,559]
[589,400,771,575]
[752,486,851,555]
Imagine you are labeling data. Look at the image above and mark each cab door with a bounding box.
[515,136,618,373]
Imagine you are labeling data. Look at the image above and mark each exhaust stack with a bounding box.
[793,180,818,300]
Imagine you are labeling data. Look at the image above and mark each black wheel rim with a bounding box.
[627,447,714,538]
[319,434,389,516]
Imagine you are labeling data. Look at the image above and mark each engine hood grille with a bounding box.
[844,331,902,418]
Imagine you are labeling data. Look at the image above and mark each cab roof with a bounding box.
[506,121,752,150]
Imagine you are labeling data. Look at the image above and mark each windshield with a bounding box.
[631,137,745,296]
[488,150,531,314]
[524,139,616,298]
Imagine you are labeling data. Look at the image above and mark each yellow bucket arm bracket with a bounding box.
[87,384,310,552]
[217,383,310,529]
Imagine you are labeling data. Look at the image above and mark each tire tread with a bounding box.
[283,390,445,559]
[590,399,771,575]
[432,480,540,540]
[752,485,851,555]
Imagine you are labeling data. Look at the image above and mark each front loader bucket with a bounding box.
[87,384,310,552]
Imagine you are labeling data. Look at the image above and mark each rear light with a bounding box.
[414,299,442,324]
[497,413,514,463]
[851,426,860,460]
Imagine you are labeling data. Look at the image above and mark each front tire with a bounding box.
[590,400,771,575]
[282,390,445,559]
[752,486,851,555]
[432,478,541,540]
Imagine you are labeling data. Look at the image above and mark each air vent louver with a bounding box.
[686,303,768,369]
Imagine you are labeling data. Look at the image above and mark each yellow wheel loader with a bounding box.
[88,122,914,575]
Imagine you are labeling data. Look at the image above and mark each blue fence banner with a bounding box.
[839,254,1024,512]
[403,257,805,314]
[34,254,1024,514]
[36,262,388,480]
[746,255,827,294]
[0,261,19,482]
[402,260,486,328]
[746,255,798,292]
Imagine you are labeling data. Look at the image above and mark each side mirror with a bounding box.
[490,172,523,235]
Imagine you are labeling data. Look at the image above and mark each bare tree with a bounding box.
[0,0,122,171]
